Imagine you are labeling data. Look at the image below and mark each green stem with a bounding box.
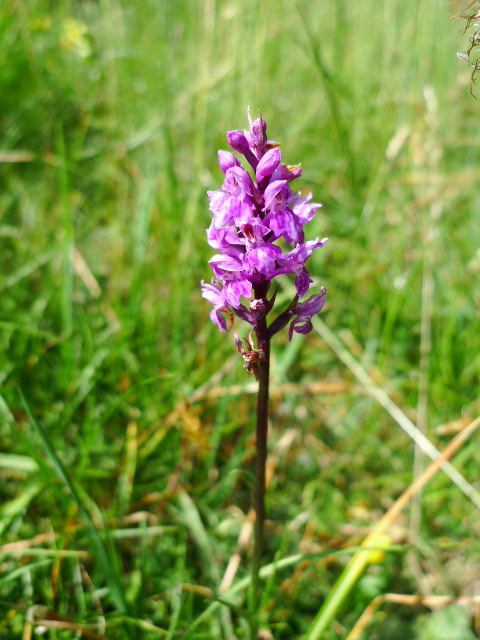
[250,312,271,631]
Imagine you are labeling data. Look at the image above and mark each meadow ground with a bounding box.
[1,1,480,638]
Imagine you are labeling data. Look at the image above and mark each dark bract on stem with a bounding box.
[268,293,299,338]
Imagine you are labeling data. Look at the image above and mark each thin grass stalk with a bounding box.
[410,87,442,541]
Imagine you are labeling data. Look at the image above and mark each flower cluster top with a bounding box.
[202,112,327,340]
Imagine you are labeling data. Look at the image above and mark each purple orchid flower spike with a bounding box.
[201,111,330,620]
[202,110,328,345]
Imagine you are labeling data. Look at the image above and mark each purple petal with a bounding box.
[206,222,228,250]
[222,166,252,199]
[209,254,244,279]
[239,220,270,246]
[223,279,252,307]
[292,193,322,225]
[210,309,228,332]
[227,130,258,167]
[243,244,282,277]
[227,130,250,154]
[278,238,328,268]
[295,290,327,316]
[247,114,267,156]
[264,209,302,244]
[288,319,313,340]
[218,150,241,173]
[207,224,244,258]
[201,279,224,307]
[272,163,302,182]
[208,190,234,228]
[294,268,312,297]
[228,198,255,227]
[263,180,293,213]
[255,148,281,183]
[288,288,327,340]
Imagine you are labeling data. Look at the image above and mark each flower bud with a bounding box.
[249,116,267,154]
[218,150,240,173]
[227,130,250,155]
[255,148,281,183]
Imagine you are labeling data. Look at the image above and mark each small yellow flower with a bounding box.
[363,532,392,565]
[60,18,91,58]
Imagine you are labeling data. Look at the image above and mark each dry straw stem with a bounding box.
[346,415,480,640]
[357,413,480,554]
[348,592,480,640]
[0,151,34,162]
[311,314,480,509]
[306,415,480,640]
[24,605,105,640]
[191,379,352,401]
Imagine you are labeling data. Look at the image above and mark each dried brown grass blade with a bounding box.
[312,315,480,509]
[347,415,480,640]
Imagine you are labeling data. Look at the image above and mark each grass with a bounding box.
[1,0,480,637]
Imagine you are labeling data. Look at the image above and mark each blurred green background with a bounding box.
[1,0,480,638]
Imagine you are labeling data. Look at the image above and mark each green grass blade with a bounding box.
[19,389,130,615]
[305,548,376,640]
[0,483,42,537]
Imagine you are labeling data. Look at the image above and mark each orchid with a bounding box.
[202,111,327,340]
[201,112,329,623]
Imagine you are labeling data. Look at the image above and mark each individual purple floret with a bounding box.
[201,110,327,340]
[288,289,327,340]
